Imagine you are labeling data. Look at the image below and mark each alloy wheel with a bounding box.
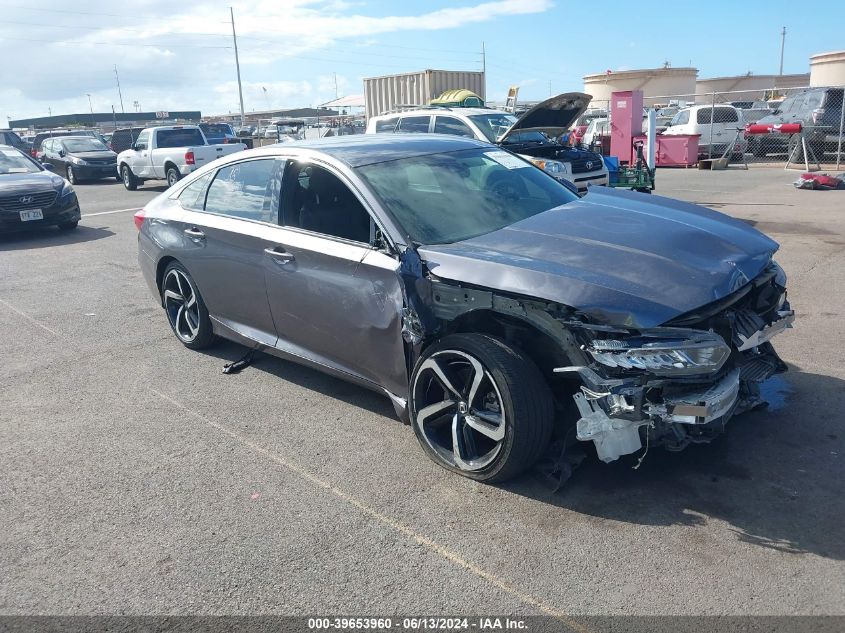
[123,167,130,187]
[163,268,201,343]
[412,350,507,472]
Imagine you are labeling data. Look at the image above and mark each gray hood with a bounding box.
[418,187,779,329]
[499,92,592,143]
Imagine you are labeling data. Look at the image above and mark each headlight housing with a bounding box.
[69,156,88,165]
[60,181,75,198]
[586,329,730,376]
[530,158,566,175]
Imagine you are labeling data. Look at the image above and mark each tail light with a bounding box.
[185,151,195,165]
[811,108,825,124]
[31,149,37,158]
[133,208,146,231]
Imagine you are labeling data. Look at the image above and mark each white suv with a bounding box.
[366,93,608,193]
[662,104,747,159]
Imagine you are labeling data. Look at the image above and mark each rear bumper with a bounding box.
[0,197,80,232]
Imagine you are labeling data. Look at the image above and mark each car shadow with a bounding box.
[197,340,398,420]
[501,363,845,561]
[0,225,115,251]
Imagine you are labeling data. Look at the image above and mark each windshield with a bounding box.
[200,124,233,136]
[63,138,108,152]
[469,113,518,142]
[0,148,42,174]
[356,147,577,245]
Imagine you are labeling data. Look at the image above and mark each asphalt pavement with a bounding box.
[1,168,843,618]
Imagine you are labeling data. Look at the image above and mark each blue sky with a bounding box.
[1,0,842,121]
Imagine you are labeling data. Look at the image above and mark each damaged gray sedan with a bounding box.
[137,135,794,483]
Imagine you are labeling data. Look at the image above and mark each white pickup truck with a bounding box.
[116,125,245,190]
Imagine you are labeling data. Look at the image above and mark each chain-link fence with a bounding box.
[582,85,844,169]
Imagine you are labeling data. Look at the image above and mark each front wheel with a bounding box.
[58,221,78,231]
[410,334,554,483]
[66,166,78,185]
[161,262,216,350]
[121,165,139,191]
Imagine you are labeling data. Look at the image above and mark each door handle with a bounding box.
[264,246,295,264]
[184,227,206,241]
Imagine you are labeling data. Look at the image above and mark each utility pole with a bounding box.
[333,72,338,99]
[86,93,95,128]
[113,65,125,113]
[230,7,246,129]
[481,41,486,74]
[779,26,786,76]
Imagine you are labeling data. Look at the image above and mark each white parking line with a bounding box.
[0,299,61,337]
[148,386,590,630]
[82,207,142,217]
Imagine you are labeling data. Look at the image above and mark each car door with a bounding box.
[263,159,407,396]
[131,130,152,178]
[172,157,285,347]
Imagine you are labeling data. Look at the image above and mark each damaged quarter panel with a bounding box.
[419,186,778,329]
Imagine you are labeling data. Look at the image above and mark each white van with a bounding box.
[662,104,747,159]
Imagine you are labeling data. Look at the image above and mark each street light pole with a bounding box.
[86,94,95,128]
[778,26,786,77]
[230,7,246,129]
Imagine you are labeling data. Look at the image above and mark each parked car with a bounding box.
[116,125,246,190]
[40,136,118,184]
[366,93,608,193]
[0,144,80,231]
[747,87,844,159]
[109,127,146,154]
[582,117,609,149]
[663,104,747,158]
[0,130,29,152]
[199,122,237,145]
[570,109,607,147]
[136,134,794,483]
[32,130,99,159]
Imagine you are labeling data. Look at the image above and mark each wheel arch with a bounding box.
[155,255,178,295]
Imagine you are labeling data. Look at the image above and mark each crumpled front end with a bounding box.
[556,262,794,463]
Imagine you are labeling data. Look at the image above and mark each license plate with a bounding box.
[19,209,43,221]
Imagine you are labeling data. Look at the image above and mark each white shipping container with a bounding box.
[364,69,486,119]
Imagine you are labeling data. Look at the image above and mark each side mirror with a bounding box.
[133,143,146,151]
[58,150,66,158]
[42,163,55,172]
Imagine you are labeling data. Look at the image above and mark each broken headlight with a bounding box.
[586,329,730,376]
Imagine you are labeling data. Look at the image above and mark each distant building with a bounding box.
[583,67,698,107]
[10,111,202,130]
[810,50,845,87]
[696,73,809,100]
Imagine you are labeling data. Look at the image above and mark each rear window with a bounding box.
[156,129,206,148]
[374,118,398,133]
[200,123,233,136]
[397,116,431,133]
[696,107,738,124]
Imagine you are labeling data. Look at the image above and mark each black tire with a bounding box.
[66,166,78,185]
[121,165,139,191]
[165,166,181,188]
[58,221,78,231]
[410,333,553,483]
[114,175,122,182]
[160,262,216,350]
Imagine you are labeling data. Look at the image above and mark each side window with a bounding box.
[802,90,823,111]
[135,131,150,149]
[433,116,474,138]
[397,116,431,133]
[696,108,713,124]
[374,118,398,133]
[283,163,372,243]
[670,110,689,126]
[42,139,53,153]
[177,172,214,210]
[711,107,739,123]
[204,159,280,223]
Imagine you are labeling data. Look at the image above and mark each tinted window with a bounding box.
[696,107,738,124]
[802,91,823,111]
[204,159,280,223]
[357,147,576,245]
[397,116,431,133]
[200,123,233,136]
[375,118,398,133]
[469,113,519,142]
[433,117,474,138]
[284,163,371,243]
[156,129,205,148]
[63,138,108,152]
[178,172,214,210]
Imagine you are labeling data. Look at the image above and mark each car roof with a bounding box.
[261,133,491,167]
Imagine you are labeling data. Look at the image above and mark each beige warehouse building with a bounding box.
[696,73,809,100]
[809,50,845,87]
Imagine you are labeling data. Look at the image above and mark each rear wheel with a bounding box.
[121,165,138,191]
[166,166,181,188]
[161,262,215,350]
[410,334,553,483]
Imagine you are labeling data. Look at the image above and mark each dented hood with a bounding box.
[418,188,779,329]
[499,92,592,143]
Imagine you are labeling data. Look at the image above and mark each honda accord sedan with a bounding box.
[136,135,794,483]
[0,144,80,232]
